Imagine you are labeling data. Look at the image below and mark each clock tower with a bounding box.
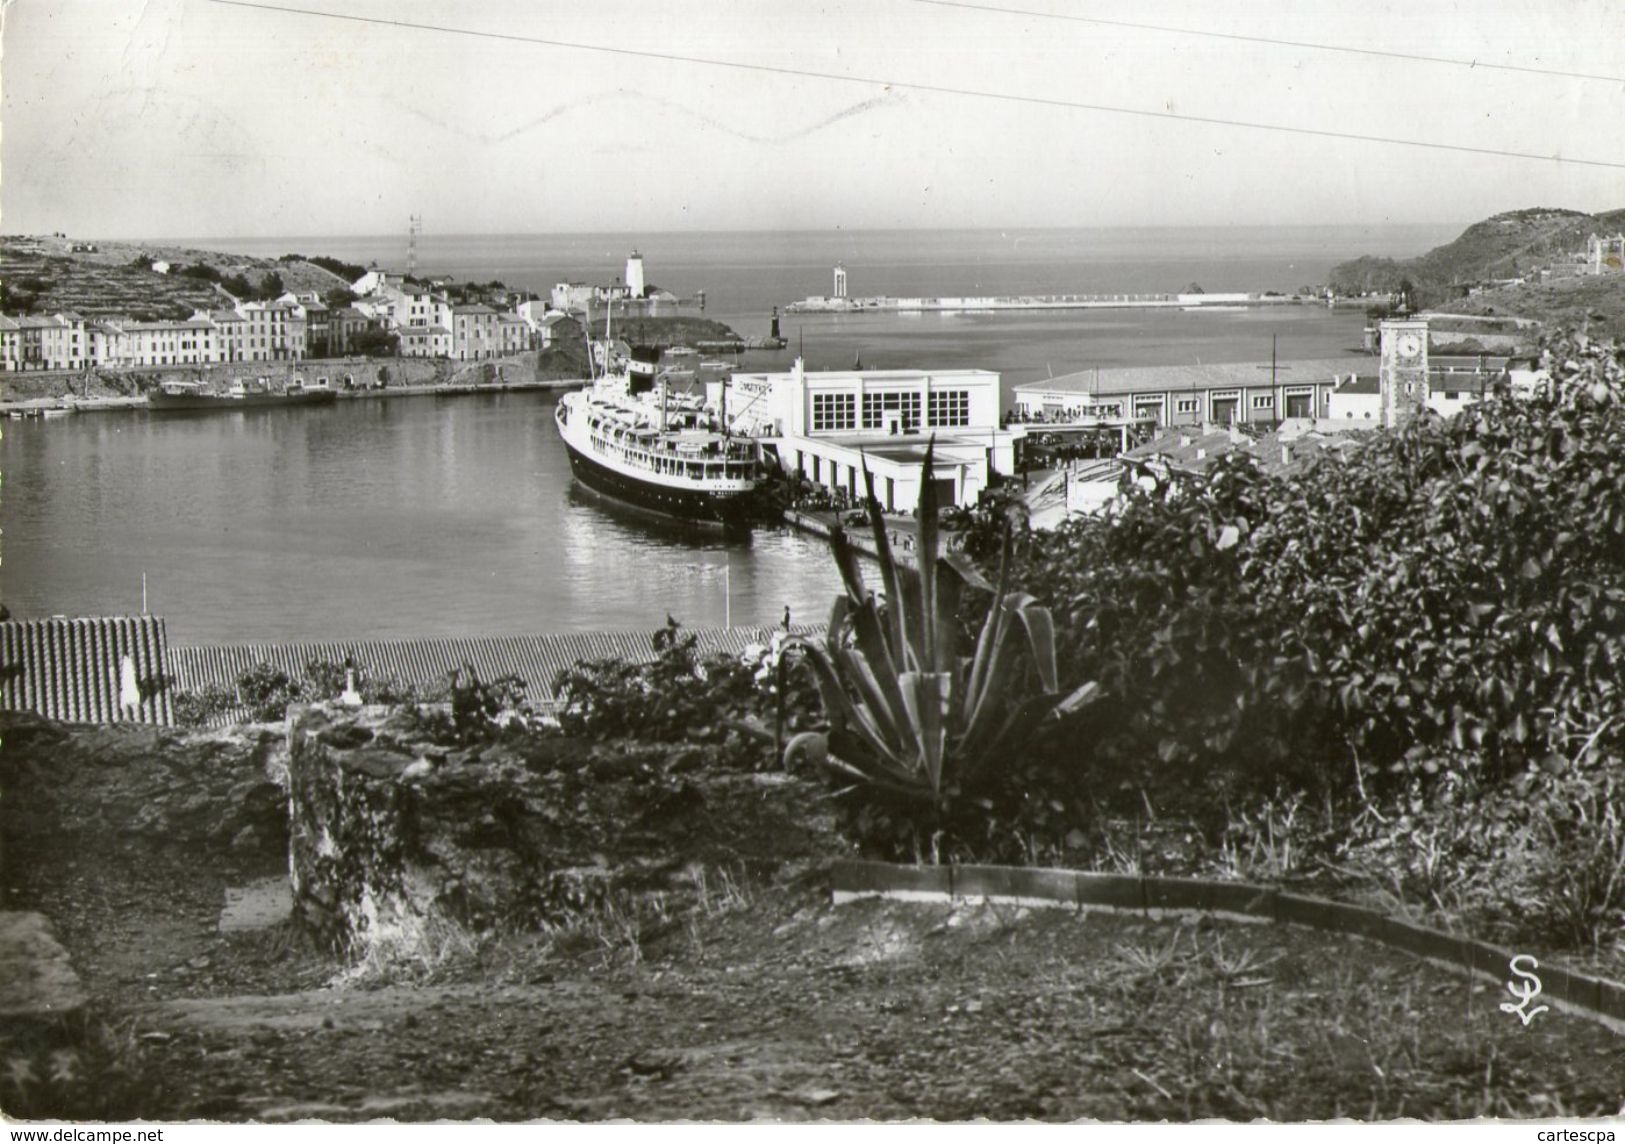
[1379,318,1430,428]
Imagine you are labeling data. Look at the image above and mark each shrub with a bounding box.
[448,662,528,743]
[171,681,237,728]
[554,617,812,763]
[1011,330,1625,823]
[236,663,302,723]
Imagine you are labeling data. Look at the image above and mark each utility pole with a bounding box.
[407,215,422,278]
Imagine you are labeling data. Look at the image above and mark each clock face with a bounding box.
[1396,333,1422,359]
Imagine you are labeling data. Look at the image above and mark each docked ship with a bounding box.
[553,339,761,531]
[147,377,338,411]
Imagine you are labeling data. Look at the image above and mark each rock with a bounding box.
[0,911,87,1024]
[317,723,374,750]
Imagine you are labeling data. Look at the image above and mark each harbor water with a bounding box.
[1,225,1451,643]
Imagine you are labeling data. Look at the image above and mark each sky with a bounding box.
[2,0,1623,239]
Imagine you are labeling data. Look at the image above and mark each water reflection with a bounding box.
[0,392,851,644]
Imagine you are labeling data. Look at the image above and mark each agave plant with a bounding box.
[777,440,1099,808]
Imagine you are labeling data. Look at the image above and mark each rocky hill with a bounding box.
[1329,207,1625,299]
[1330,207,1625,337]
[0,235,351,319]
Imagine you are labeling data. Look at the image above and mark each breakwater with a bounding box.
[785,291,1305,314]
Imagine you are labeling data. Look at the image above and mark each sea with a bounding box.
[0,225,1456,645]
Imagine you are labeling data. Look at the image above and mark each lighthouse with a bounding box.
[626,250,646,299]
[833,263,848,300]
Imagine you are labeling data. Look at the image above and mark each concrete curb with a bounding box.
[830,860,1625,1034]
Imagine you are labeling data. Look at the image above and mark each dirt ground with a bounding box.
[5,831,1622,1124]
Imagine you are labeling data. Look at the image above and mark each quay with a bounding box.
[0,377,583,418]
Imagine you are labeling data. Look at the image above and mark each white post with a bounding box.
[724,559,732,628]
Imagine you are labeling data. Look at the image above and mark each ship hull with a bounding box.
[147,390,338,412]
[559,432,755,532]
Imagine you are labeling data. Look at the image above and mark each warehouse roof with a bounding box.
[1015,358,1372,398]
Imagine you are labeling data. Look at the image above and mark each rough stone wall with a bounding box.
[0,712,290,858]
[286,705,843,966]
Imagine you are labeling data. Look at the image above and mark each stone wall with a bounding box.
[286,706,842,965]
[0,712,290,858]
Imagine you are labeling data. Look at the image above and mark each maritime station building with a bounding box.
[1011,358,1369,428]
[717,360,1016,511]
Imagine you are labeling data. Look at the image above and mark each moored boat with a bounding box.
[553,339,761,531]
[147,377,339,411]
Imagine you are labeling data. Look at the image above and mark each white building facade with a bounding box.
[717,361,1013,510]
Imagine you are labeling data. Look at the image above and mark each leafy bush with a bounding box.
[554,618,815,764]
[448,662,528,743]
[171,681,237,728]
[1012,330,1625,824]
[236,662,302,723]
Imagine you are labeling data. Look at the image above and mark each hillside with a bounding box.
[1329,207,1625,300]
[0,235,349,319]
[1422,274,1625,340]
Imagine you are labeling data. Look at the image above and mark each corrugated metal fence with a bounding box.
[0,616,173,725]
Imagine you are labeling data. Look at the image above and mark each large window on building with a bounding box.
[862,390,922,430]
[812,392,856,432]
[927,389,970,428]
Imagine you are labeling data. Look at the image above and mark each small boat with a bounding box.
[147,377,339,411]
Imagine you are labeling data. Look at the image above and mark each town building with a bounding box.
[550,282,594,313]
[235,300,306,361]
[0,313,90,371]
[450,303,500,360]
[327,307,374,355]
[279,293,331,357]
[718,361,1014,510]
[1012,358,1363,427]
[375,281,451,332]
[1587,233,1625,275]
[397,324,451,358]
[498,314,531,355]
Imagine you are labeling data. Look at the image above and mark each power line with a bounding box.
[206,0,1625,171]
[908,0,1625,86]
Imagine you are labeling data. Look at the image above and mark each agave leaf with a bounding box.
[964,516,1015,707]
[827,593,852,644]
[958,688,1078,790]
[835,643,907,751]
[1054,679,1103,716]
[964,598,1026,733]
[890,568,929,676]
[899,670,950,797]
[784,638,904,773]
[933,555,967,677]
[941,549,993,594]
[860,460,911,662]
[825,721,928,791]
[916,439,941,669]
[827,525,870,607]
[842,591,909,717]
[1012,602,1061,695]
